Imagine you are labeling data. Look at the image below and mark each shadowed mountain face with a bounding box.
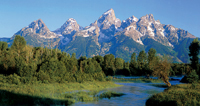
[2,8,196,63]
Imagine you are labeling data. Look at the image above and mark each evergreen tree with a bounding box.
[137,50,148,75]
[102,54,115,76]
[11,35,26,57]
[114,58,125,75]
[0,41,8,51]
[189,38,200,77]
[129,53,138,75]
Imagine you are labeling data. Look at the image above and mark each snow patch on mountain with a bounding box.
[147,25,154,36]
[129,16,138,22]
[80,25,97,35]
[160,29,165,37]
[136,37,143,45]
[39,35,57,39]
[116,27,123,32]
[83,34,90,37]
[85,26,96,32]
[168,42,174,47]
[68,18,76,23]
[127,26,136,31]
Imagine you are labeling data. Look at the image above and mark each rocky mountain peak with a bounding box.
[127,16,138,22]
[139,14,155,23]
[28,18,49,32]
[103,8,115,17]
[97,8,121,29]
[5,8,198,63]
[54,18,81,35]
[121,15,138,29]
[67,18,76,22]
[12,19,59,40]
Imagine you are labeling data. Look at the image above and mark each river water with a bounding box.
[71,76,183,106]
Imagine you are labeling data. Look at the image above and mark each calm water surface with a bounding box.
[71,76,183,106]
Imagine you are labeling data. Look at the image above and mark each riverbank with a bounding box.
[146,83,200,106]
[113,77,164,83]
[0,81,122,105]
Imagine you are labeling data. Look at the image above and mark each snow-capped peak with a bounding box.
[123,16,138,24]
[97,8,121,29]
[140,14,155,22]
[28,18,46,29]
[53,18,80,35]
[67,18,76,23]
[103,8,114,15]
[128,16,138,22]
[121,16,138,29]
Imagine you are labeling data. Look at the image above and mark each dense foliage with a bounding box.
[0,35,106,84]
[0,35,191,85]
[146,83,200,106]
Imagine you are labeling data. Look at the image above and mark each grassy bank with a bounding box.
[0,81,122,105]
[146,83,200,106]
[113,78,163,83]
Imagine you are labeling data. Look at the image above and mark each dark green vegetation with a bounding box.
[0,35,107,84]
[0,89,74,105]
[112,78,163,83]
[146,83,200,106]
[99,91,125,99]
[0,35,190,84]
[146,38,200,106]
[0,35,122,105]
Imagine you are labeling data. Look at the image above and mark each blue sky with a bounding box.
[0,0,199,37]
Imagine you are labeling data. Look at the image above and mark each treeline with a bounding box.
[0,35,106,84]
[0,35,189,84]
[102,50,190,76]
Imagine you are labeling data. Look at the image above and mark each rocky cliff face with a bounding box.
[97,8,122,42]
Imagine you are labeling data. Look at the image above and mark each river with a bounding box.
[71,76,183,106]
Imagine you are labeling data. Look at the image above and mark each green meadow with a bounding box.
[0,81,122,105]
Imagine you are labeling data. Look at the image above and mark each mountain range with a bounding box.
[1,8,197,63]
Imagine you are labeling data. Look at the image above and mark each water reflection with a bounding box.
[71,77,182,106]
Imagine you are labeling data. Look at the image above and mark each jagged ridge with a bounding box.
[3,8,197,63]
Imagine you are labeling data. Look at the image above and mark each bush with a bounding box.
[99,91,125,99]
[6,74,21,85]
[187,70,199,83]
[106,76,113,81]
[93,72,106,81]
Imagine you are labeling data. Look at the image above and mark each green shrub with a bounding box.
[106,76,113,81]
[99,91,124,99]
[6,74,21,85]
[187,70,199,83]
[146,84,200,106]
